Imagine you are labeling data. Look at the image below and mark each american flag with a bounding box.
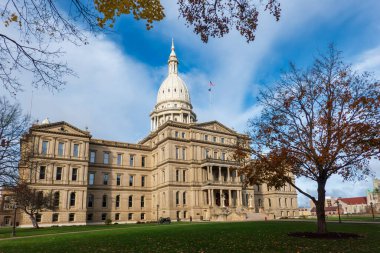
[208,81,215,91]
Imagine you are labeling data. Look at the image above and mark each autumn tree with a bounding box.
[11,181,53,228]
[0,97,30,186]
[237,45,380,233]
[1,0,280,94]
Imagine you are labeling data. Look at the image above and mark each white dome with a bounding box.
[156,74,190,104]
[41,118,50,124]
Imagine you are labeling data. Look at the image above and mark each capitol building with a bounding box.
[15,42,298,226]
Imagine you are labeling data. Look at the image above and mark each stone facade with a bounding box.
[14,42,298,227]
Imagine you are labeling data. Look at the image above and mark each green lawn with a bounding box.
[298,215,380,223]
[0,221,379,253]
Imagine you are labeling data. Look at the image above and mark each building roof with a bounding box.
[310,206,339,212]
[338,197,367,205]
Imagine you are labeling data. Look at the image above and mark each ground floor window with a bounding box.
[87,213,93,221]
[36,214,42,223]
[184,211,187,219]
[101,213,107,221]
[69,213,75,222]
[52,213,59,222]
[128,213,133,220]
[115,213,120,221]
[141,213,145,220]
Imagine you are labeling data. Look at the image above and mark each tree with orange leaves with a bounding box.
[237,45,380,233]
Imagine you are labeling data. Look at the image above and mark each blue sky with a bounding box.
[2,0,380,206]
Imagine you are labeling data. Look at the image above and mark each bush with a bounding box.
[105,219,112,225]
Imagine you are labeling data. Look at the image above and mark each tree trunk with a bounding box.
[29,214,39,229]
[316,181,327,233]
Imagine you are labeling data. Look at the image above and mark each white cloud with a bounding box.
[353,46,380,78]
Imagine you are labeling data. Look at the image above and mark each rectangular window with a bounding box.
[52,213,59,222]
[141,156,145,167]
[221,137,225,144]
[117,154,123,166]
[39,166,46,180]
[128,213,133,220]
[213,136,217,142]
[176,170,179,182]
[69,213,75,222]
[36,214,42,222]
[128,196,133,207]
[56,167,62,180]
[141,213,145,220]
[129,175,134,186]
[214,152,218,159]
[103,152,109,164]
[102,195,107,207]
[205,149,209,158]
[90,151,96,163]
[115,213,120,221]
[141,176,145,187]
[175,147,179,159]
[182,148,186,160]
[175,131,179,138]
[87,213,93,221]
[71,168,78,181]
[141,196,145,207]
[89,172,95,185]
[183,170,186,182]
[42,141,48,154]
[129,155,134,166]
[204,135,208,141]
[116,195,120,208]
[101,213,107,221]
[221,153,226,161]
[116,174,121,186]
[58,142,64,156]
[73,144,79,157]
[182,132,185,138]
[103,174,109,185]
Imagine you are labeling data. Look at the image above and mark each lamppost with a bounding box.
[370,202,375,221]
[156,204,159,223]
[336,199,342,223]
[12,203,18,237]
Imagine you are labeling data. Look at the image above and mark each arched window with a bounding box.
[176,191,179,205]
[115,195,120,208]
[102,195,107,207]
[53,191,60,207]
[141,196,145,207]
[88,194,94,208]
[183,192,186,205]
[70,192,76,206]
[128,195,133,207]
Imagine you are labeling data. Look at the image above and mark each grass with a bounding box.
[0,221,379,253]
[298,214,380,223]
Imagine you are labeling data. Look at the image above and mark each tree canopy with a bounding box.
[236,45,380,233]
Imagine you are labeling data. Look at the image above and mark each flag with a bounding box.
[208,81,215,92]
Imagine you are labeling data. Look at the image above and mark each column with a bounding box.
[218,167,222,182]
[220,189,223,207]
[227,167,231,182]
[229,190,232,207]
[208,190,211,206]
[237,190,241,207]
[211,189,214,206]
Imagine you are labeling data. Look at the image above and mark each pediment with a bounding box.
[194,121,236,135]
[31,121,91,137]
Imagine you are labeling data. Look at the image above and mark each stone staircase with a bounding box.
[210,207,272,221]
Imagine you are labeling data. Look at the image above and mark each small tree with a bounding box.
[11,181,53,228]
[237,45,380,233]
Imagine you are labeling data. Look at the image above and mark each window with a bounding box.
[88,194,94,208]
[71,168,78,181]
[69,213,75,222]
[70,192,76,206]
[204,135,208,141]
[53,192,60,207]
[285,198,287,207]
[141,213,145,220]
[101,213,107,221]
[269,199,272,207]
[279,198,281,207]
[137,196,144,209]
[183,170,186,182]
[116,195,120,208]
[39,166,46,180]
[36,214,42,222]
[90,151,96,163]
[42,141,48,154]
[87,213,93,221]
[213,136,217,142]
[102,195,107,207]
[129,175,134,186]
[221,153,226,160]
[115,213,120,221]
[116,174,121,186]
[103,152,109,164]
[214,151,218,159]
[183,192,186,205]
[58,142,64,156]
[175,131,179,138]
[205,149,209,158]
[176,191,179,205]
[182,148,186,160]
[258,199,262,207]
[141,156,145,167]
[128,213,133,220]
[103,173,109,185]
[73,144,79,157]
[221,137,225,144]
[141,176,146,187]
[52,213,59,222]
[56,167,62,180]
[175,147,179,159]
[181,132,185,138]
[117,154,123,166]
[89,172,95,185]
[128,196,133,207]
[129,155,134,166]
[176,170,179,182]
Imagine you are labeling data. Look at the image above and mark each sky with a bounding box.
[2,0,380,207]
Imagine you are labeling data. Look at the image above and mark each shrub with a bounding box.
[105,219,112,225]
